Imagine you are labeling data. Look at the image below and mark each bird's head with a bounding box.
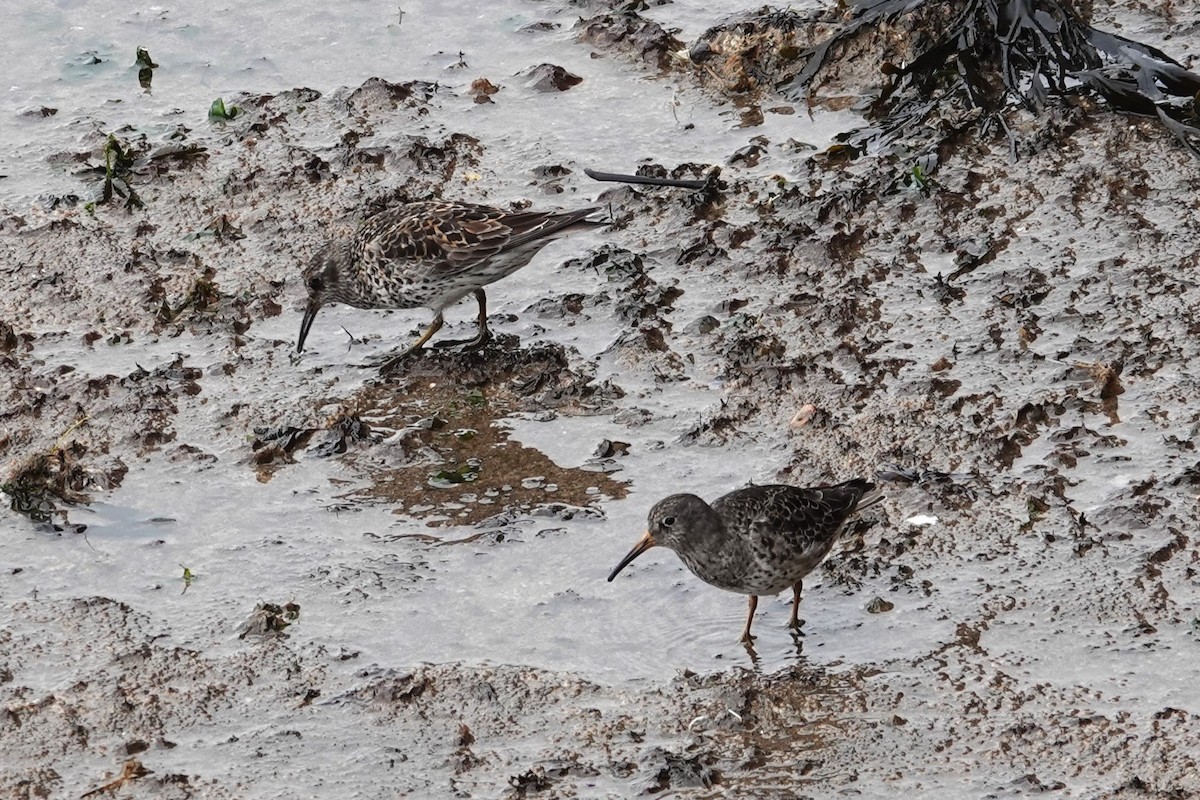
[606,494,718,581]
[296,241,351,353]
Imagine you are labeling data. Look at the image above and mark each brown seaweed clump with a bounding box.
[3,443,92,524]
[684,2,1200,160]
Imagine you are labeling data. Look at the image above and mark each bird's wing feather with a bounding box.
[353,202,600,280]
[715,484,868,553]
[499,206,601,251]
[352,203,507,277]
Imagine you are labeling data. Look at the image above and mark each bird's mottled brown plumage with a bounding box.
[297,200,602,371]
[608,479,883,643]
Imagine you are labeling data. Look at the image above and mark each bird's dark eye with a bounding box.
[308,277,324,292]
[661,516,676,527]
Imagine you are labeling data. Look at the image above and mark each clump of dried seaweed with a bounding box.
[2,422,92,525]
[77,133,208,210]
[786,0,1200,159]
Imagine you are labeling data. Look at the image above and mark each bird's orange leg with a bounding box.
[740,595,758,643]
[788,580,804,630]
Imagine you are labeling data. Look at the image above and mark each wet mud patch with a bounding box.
[686,8,840,98]
[0,593,881,798]
[1,349,196,528]
[575,7,684,73]
[262,341,627,526]
[335,659,874,798]
[346,377,626,527]
[5,3,1200,797]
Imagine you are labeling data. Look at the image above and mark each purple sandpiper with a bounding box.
[608,479,883,642]
[297,200,602,373]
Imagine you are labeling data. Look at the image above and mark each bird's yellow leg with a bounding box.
[378,313,444,374]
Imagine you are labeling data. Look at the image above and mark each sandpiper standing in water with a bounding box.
[296,200,603,373]
[608,479,883,643]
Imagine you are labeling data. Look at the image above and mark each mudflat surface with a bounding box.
[3,1,1200,797]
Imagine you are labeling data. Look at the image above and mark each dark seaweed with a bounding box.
[135,47,157,91]
[784,0,1200,159]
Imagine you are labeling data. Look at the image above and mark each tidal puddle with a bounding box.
[313,350,627,527]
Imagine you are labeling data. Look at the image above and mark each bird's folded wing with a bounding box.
[356,204,511,278]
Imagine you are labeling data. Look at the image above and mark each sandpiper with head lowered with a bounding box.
[608,479,883,643]
[296,200,603,373]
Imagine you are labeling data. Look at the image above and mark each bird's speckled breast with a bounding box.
[671,528,812,596]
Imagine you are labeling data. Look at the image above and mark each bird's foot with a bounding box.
[739,635,760,662]
[430,330,492,352]
[787,617,806,633]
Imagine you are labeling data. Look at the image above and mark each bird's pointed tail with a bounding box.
[830,477,884,513]
[854,488,885,513]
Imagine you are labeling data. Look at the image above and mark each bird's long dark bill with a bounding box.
[296,301,319,353]
[607,531,656,582]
